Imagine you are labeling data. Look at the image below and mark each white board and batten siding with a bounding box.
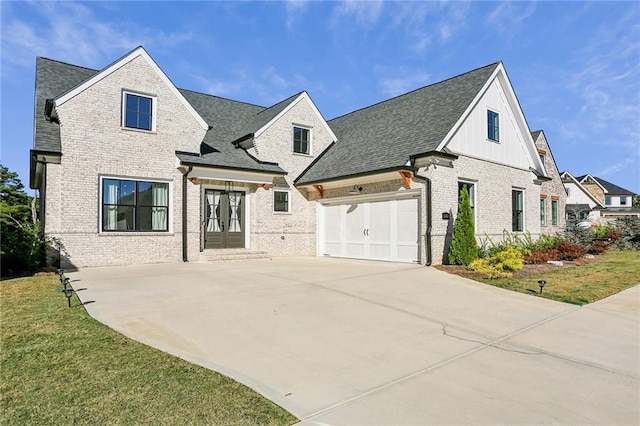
[320,192,420,263]
[447,77,532,170]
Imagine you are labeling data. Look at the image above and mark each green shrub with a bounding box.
[448,186,477,265]
[469,246,524,279]
[610,217,640,250]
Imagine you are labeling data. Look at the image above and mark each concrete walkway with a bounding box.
[69,257,640,425]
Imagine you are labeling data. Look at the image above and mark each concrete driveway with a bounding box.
[69,257,639,425]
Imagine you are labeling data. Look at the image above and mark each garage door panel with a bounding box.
[322,196,419,263]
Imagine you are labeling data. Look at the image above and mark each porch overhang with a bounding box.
[181,165,285,185]
[295,166,415,192]
[410,151,459,169]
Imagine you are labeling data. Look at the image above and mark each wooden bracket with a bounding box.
[313,185,324,198]
[262,183,270,190]
[399,171,412,188]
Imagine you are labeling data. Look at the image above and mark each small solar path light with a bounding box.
[538,280,547,295]
[58,269,73,308]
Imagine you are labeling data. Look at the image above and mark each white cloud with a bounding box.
[486,1,536,34]
[1,1,192,70]
[286,0,309,31]
[375,66,432,97]
[331,0,384,29]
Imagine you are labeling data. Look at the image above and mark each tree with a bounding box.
[0,164,46,275]
[448,186,478,265]
[633,195,640,209]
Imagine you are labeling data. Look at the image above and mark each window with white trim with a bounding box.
[605,195,612,205]
[487,110,499,142]
[123,92,154,131]
[512,189,524,232]
[273,190,290,213]
[620,196,627,205]
[102,178,169,231]
[293,126,310,154]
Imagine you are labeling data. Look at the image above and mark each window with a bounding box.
[551,200,558,225]
[539,153,546,166]
[458,181,475,222]
[620,196,627,205]
[540,198,546,225]
[293,126,310,154]
[273,190,290,213]
[605,196,612,206]
[512,189,524,232]
[123,93,153,130]
[487,110,499,142]
[102,179,168,231]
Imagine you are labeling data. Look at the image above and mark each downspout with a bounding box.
[412,168,432,266]
[182,166,193,262]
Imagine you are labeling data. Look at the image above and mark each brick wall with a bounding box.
[535,132,567,234]
[49,55,206,268]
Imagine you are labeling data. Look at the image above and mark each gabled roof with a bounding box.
[561,171,605,207]
[33,58,99,153]
[54,46,208,130]
[576,174,607,194]
[576,175,635,196]
[178,89,285,174]
[295,62,501,185]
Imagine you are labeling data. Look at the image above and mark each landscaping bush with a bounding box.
[588,239,610,255]
[448,186,477,265]
[610,217,640,250]
[524,247,560,264]
[469,246,524,279]
[554,240,586,260]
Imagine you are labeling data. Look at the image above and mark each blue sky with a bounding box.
[2,1,639,193]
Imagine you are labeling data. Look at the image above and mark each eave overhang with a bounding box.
[411,151,459,169]
[30,150,62,189]
[295,166,415,190]
[177,161,286,185]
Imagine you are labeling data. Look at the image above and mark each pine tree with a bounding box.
[448,186,478,265]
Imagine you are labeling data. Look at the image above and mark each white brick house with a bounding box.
[30,47,551,268]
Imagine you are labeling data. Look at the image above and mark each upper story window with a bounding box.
[487,110,499,142]
[539,153,545,165]
[102,178,169,232]
[293,126,311,155]
[605,196,612,205]
[620,196,627,205]
[123,92,154,131]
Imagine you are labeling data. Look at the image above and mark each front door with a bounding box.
[204,190,245,249]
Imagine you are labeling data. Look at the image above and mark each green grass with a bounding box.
[1,275,297,425]
[478,250,640,305]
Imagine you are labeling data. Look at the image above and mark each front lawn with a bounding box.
[437,250,639,305]
[1,274,297,425]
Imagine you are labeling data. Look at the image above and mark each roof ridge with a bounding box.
[178,88,266,109]
[329,61,501,122]
[37,56,99,73]
[252,90,305,117]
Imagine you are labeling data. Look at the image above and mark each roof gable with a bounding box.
[296,62,501,185]
[578,174,607,193]
[590,176,636,195]
[436,63,546,175]
[561,171,605,207]
[54,46,208,131]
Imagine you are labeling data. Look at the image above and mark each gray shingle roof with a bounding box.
[178,89,285,174]
[231,91,304,143]
[591,176,636,195]
[295,62,500,185]
[34,58,99,152]
[33,57,286,174]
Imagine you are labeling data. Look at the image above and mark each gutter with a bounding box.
[412,168,432,266]
[182,165,193,262]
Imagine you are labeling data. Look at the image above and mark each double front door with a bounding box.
[204,190,245,249]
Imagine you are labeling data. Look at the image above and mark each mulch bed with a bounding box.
[434,256,602,280]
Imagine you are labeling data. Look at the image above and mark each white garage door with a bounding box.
[323,197,419,263]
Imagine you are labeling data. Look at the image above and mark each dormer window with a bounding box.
[487,110,499,142]
[293,126,311,155]
[123,92,154,131]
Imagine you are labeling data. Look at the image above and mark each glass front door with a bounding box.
[204,190,245,249]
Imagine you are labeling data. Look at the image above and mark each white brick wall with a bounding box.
[48,55,206,268]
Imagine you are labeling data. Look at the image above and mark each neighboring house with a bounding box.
[531,130,566,234]
[30,47,549,268]
[561,172,639,226]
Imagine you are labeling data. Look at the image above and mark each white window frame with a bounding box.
[122,90,157,132]
[292,125,312,156]
[273,189,292,214]
[620,196,627,206]
[99,175,172,234]
[487,108,500,143]
[458,180,477,225]
[512,188,524,232]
